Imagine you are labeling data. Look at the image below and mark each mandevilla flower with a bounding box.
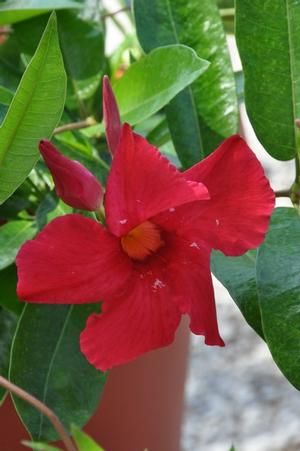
[16,78,275,371]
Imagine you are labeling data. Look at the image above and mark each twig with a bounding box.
[275,189,290,198]
[0,375,78,451]
[220,8,235,18]
[54,118,96,135]
[101,6,130,19]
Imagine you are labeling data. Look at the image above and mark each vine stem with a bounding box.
[275,189,290,198]
[54,118,96,135]
[101,6,130,19]
[0,375,78,451]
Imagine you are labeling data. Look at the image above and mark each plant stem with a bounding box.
[54,118,96,135]
[101,6,130,19]
[220,8,235,18]
[0,375,78,451]
[275,189,290,198]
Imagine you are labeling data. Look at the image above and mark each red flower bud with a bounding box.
[39,140,103,211]
[103,75,122,155]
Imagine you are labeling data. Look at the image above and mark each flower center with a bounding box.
[121,221,164,261]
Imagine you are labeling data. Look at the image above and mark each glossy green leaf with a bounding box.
[10,304,107,441]
[257,207,300,390]
[0,13,67,205]
[134,0,238,166]
[236,1,300,160]
[0,307,18,402]
[0,265,23,315]
[0,220,37,270]
[22,441,61,451]
[212,250,264,339]
[113,45,210,126]
[71,424,104,451]
[0,0,81,25]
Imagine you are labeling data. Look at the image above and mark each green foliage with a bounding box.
[0,307,18,402]
[257,208,300,390]
[0,0,81,25]
[212,250,264,339]
[236,0,300,160]
[0,85,14,105]
[22,441,61,451]
[14,10,105,112]
[0,265,23,314]
[10,304,107,441]
[134,0,238,166]
[71,424,105,451]
[0,220,37,269]
[22,427,105,451]
[0,13,67,205]
[113,45,210,125]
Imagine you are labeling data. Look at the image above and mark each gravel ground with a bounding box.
[181,110,299,451]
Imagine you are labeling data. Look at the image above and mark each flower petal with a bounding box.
[103,75,122,155]
[161,233,224,346]
[39,140,103,211]
[80,274,181,370]
[16,214,132,303]
[156,135,275,256]
[105,124,209,236]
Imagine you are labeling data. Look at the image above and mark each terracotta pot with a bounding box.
[0,319,189,451]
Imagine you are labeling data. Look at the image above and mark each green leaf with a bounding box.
[134,0,238,166]
[57,11,104,100]
[0,220,37,270]
[0,307,18,402]
[0,0,81,25]
[71,424,104,451]
[211,250,264,339]
[0,195,30,221]
[236,0,300,160]
[22,441,61,451]
[257,207,300,390]
[0,12,67,205]
[14,11,105,108]
[10,304,107,441]
[0,85,14,106]
[113,44,210,126]
[0,265,23,315]
[36,194,72,230]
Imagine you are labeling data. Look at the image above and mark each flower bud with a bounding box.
[103,75,122,155]
[39,140,103,211]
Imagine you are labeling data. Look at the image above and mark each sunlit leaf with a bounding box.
[71,424,105,451]
[257,207,300,390]
[236,0,300,160]
[134,0,238,166]
[0,13,66,205]
[0,0,81,25]
[113,45,210,126]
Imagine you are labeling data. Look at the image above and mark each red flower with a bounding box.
[16,81,275,371]
[39,140,103,211]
